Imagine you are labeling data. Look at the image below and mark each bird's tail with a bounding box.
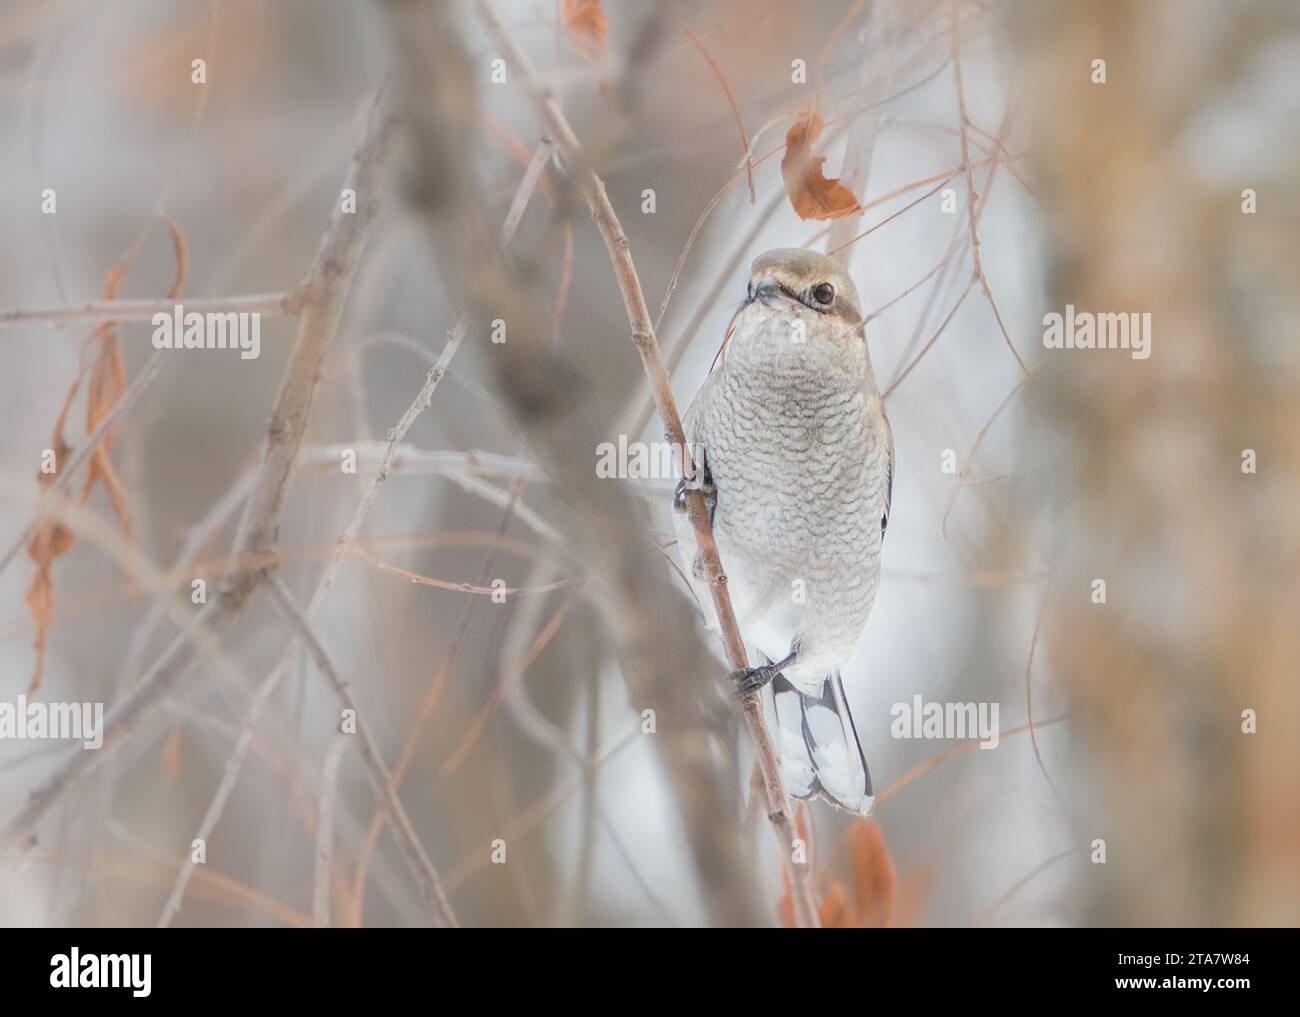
[769,672,874,816]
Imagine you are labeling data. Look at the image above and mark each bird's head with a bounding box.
[743,247,862,330]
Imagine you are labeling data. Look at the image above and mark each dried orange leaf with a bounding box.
[819,879,852,928]
[81,329,128,522]
[23,356,85,696]
[165,216,190,299]
[562,0,607,62]
[890,864,934,928]
[23,221,187,693]
[25,432,75,695]
[777,870,796,928]
[846,818,897,927]
[781,109,863,221]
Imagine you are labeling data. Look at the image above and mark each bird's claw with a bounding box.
[672,478,689,514]
[673,464,715,515]
[728,663,780,700]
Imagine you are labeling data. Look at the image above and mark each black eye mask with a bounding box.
[748,277,860,323]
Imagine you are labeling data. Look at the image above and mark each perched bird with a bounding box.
[673,247,893,815]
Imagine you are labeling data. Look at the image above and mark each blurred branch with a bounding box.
[264,575,458,928]
[0,289,302,327]
[349,476,532,924]
[156,127,555,930]
[950,6,1030,378]
[320,138,553,603]
[387,0,769,927]
[0,83,397,859]
[827,0,893,268]
[875,715,1068,807]
[621,187,785,439]
[473,0,819,928]
[882,277,974,398]
[939,375,1027,537]
[681,25,754,203]
[1018,0,1300,926]
[976,848,1077,927]
[155,655,293,928]
[313,734,352,928]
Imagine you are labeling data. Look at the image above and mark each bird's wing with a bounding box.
[681,364,724,502]
[681,361,723,445]
[880,411,894,540]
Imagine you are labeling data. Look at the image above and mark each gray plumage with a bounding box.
[674,248,893,814]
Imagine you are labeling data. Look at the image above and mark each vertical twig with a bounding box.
[951,0,1030,378]
[155,657,292,928]
[314,734,352,928]
[264,574,459,928]
[826,0,894,268]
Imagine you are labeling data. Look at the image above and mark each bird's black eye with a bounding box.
[813,282,835,306]
[746,280,753,300]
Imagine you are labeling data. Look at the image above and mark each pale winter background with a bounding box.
[0,0,1296,927]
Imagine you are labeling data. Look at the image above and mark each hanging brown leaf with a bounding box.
[778,817,922,928]
[562,0,607,62]
[781,109,863,221]
[81,219,187,533]
[81,327,130,523]
[22,220,187,695]
[846,818,897,927]
[25,435,75,697]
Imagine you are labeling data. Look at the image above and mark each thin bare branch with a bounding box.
[682,25,755,203]
[876,715,1069,807]
[155,655,292,928]
[264,574,458,927]
[882,277,975,399]
[939,375,1027,536]
[313,733,352,927]
[163,135,555,929]
[0,84,396,855]
[951,2,1031,378]
[0,290,301,328]
[976,847,1076,927]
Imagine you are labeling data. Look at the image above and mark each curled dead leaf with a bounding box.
[781,109,863,221]
[25,436,75,697]
[779,817,926,928]
[22,220,188,695]
[847,817,897,927]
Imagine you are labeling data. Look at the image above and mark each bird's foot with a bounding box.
[728,663,782,700]
[727,650,797,701]
[672,464,714,515]
[672,478,688,514]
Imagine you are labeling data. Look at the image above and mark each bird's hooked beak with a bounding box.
[748,274,793,310]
